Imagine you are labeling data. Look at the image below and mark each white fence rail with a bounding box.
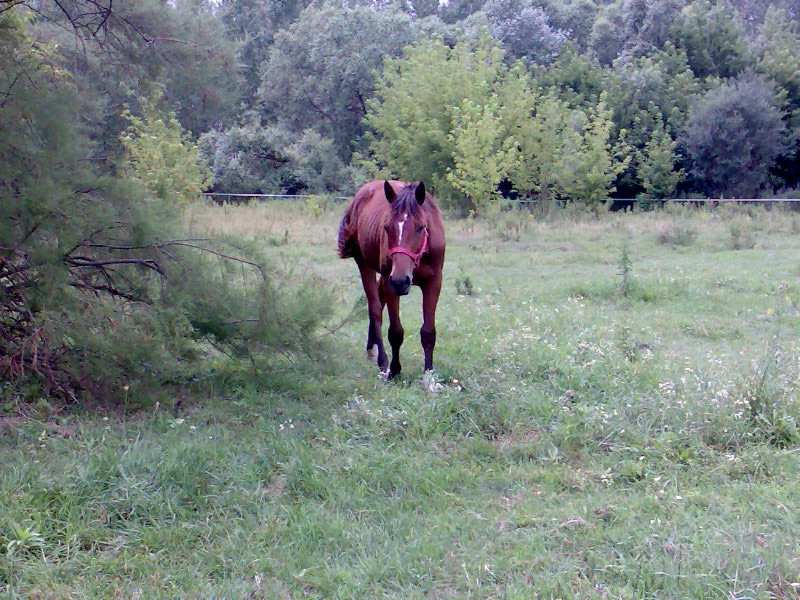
[203,193,800,206]
[203,192,349,204]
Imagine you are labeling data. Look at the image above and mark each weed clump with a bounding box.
[657,223,698,246]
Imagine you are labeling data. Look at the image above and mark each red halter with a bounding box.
[389,227,429,268]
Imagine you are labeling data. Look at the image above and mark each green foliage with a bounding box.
[258,4,416,161]
[454,273,475,296]
[636,119,684,201]
[484,0,567,65]
[533,44,607,108]
[283,130,357,193]
[121,95,212,205]
[555,99,630,205]
[606,44,701,142]
[673,0,751,79]
[757,7,800,117]
[507,91,577,203]
[364,35,512,210]
[0,6,335,405]
[617,243,633,297]
[446,99,519,211]
[199,122,354,194]
[588,0,633,65]
[756,7,800,186]
[30,0,241,138]
[199,122,301,194]
[727,218,757,250]
[683,74,786,197]
[367,38,626,211]
[509,92,627,207]
[218,0,310,104]
[2,521,45,558]
[657,221,698,246]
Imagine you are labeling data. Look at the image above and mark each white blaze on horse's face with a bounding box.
[397,213,408,241]
[389,212,418,296]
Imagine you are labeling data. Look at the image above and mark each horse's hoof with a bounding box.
[379,369,390,381]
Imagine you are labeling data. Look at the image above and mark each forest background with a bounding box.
[3,0,800,403]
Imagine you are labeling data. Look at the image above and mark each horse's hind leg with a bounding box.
[357,261,387,373]
[383,277,404,380]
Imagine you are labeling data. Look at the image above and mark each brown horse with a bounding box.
[338,180,445,380]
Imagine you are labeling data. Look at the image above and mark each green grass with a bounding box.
[2,203,800,599]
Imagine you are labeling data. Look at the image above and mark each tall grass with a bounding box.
[2,201,799,599]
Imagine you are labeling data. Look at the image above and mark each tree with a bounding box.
[30,0,242,137]
[485,0,567,65]
[533,44,607,108]
[0,4,333,404]
[632,0,687,55]
[757,7,800,113]
[541,0,599,51]
[258,4,416,161]
[199,122,354,194]
[756,7,800,186]
[446,98,520,210]
[121,95,213,205]
[556,100,630,205]
[284,130,356,193]
[673,0,750,80]
[683,74,786,197]
[364,36,512,210]
[508,92,627,206]
[199,122,302,194]
[438,0,488,23]
[218,0,311,106]
[602,44,700,195]
[635,120,684,201]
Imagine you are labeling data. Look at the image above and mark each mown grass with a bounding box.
[2,200,800,599]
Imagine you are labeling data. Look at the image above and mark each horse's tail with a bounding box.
[337,207,357,259]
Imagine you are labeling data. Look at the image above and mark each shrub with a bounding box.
[0,18,335,405]
[657,223,698,246]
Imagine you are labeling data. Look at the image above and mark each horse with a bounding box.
[338,180,445,380]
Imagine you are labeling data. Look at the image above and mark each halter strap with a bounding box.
[389,228,429,268]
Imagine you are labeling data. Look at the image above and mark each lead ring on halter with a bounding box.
[389,227,429,268]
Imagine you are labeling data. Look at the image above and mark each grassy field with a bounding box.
[2,200,800,599]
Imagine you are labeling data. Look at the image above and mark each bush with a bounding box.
[657,223,698,246]
[199,123,354,195]
[683,74,786,198]
[0,17,335,405]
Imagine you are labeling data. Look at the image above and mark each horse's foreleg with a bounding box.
[420,275,442,372]
[384,278,403,380]
[358,262,387,372]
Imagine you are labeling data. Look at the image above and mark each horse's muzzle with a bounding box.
[390,276,411,296]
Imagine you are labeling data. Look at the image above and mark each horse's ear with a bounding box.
[415,182,426,205]
[384,181,396,204]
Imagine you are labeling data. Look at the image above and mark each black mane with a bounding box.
[390,184,423,217]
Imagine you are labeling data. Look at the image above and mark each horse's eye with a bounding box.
[417,226,426,232]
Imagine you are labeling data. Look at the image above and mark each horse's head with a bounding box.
[384,180,429,296]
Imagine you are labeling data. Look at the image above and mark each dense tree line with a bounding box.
[3,0,800,401]
[187,0,800,211]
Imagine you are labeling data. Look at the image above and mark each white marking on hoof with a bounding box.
[379,369,390,381]
[366,347,379,364]
[422,370,442,393]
